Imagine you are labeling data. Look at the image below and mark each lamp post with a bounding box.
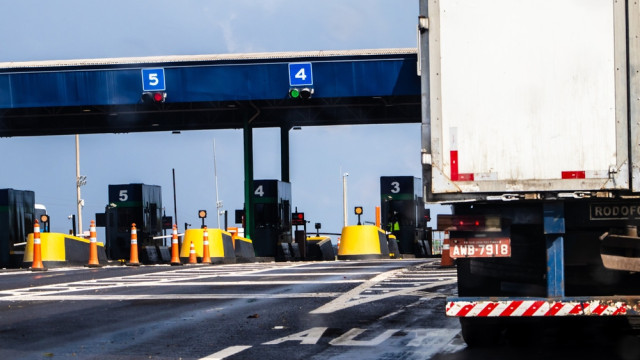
[75,134,86,236]
[342,173,349,228]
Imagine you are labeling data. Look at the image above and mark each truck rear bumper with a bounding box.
[446,297,640,317]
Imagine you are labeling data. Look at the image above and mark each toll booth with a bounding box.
[380,176,427,255]
[0,189,35,268]
[103,184,163,261]
[252,180,292,257]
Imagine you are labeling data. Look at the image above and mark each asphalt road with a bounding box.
[0,259,639,359]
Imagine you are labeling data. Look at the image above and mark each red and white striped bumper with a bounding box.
[446,298,640,317]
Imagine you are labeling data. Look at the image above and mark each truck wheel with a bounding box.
[459,318,502,347]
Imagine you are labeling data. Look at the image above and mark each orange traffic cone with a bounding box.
[85,220,102,267]
[188,240,198,264]
[126,223,140,266]
[440,234,454,267]
[201,226,212,264]
[30,220,46,271]
[170,224,182,266]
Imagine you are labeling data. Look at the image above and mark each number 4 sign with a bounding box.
[288,63,313,86]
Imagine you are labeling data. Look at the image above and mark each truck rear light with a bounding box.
[437,215,502,232]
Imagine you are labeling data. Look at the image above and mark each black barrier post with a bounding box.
[243,110,255,240]
[69,214,76,236]
[295,229,306,259]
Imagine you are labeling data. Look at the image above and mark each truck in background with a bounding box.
[419,0,640,345]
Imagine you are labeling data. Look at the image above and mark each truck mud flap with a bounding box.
[600,232,640,272]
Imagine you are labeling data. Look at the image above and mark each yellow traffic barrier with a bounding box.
[180,228,236,264]
[337,225,390,260]
[24,232,106,268]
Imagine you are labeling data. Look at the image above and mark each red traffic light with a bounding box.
[292,212,305,226]
[141,91,166,103]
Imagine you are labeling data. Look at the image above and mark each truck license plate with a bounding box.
[450,238,511,258]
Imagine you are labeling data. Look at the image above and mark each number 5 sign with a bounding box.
[288,63,313,86]
[141,68,166,91]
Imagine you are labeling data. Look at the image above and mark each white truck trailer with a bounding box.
[419,0,640,345]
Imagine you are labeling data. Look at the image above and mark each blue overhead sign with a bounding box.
[288,63,313,86]
[0,51,420,109]
[141,68,166,91]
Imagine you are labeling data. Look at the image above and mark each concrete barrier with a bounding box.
[277,243,293,261]
[306,236,335,261]
[289,243,301,261]
[234,236,256,263]
[139,246,160,264]
[23,232,107,268]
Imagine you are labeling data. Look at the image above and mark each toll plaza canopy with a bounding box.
[0,48,421,240]
[0,48,420,137]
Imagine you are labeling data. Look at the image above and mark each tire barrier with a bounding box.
[126,223,140,266]
[337,225,390,260]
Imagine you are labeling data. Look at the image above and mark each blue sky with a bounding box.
[0,1,429,239]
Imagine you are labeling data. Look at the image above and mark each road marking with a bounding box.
[310,267,457,314]
[329,328,399,346]
[200,345,252,360]
[0,260,456,307]
[263,327,328,345]
[0,293,341,301]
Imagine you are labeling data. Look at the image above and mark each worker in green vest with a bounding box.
[388,211,400,232]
